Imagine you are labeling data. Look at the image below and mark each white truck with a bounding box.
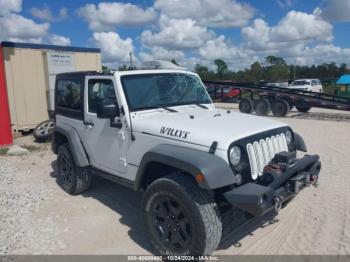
[52,64,321,256]
[288,79,323,93]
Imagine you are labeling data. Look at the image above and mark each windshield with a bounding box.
[291,80,310,86]
[121,73,212,111]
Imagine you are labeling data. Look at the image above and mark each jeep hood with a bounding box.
[132,108,287,150]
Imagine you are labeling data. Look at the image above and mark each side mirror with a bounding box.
[96,99,120,119]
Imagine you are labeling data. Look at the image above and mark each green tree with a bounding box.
[214,59,228,79]
[118,64,128,71]
[195,64,216,81]
[263,56,289,81]
[171,59,178,65]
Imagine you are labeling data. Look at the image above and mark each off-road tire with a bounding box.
[239,99,254,114]
[272,99,290,117]
[254,99,271,116]
[56,143,91,195]
[296,105,311,113]
[143,173,222,256]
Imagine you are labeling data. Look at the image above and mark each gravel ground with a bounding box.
[0,140,66,254]
[0,106,349,255]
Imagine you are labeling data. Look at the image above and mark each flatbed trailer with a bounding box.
[204,80,350,117]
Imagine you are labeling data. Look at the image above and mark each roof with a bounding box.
[56,71,113,78]
[336,75,350,85]
[1,41,100,53]
[56,69,196,78]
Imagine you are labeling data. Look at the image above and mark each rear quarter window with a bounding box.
[56,78,82,110]
[55,76,84,120]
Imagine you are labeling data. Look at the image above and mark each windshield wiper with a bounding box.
[194,103,209,109]
[133,105,177,112]
[155,105,178,112]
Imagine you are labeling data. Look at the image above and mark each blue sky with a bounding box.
[1,0,349,69]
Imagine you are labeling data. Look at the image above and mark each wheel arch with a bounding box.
[134,144,237,191]
[52,125,90,167]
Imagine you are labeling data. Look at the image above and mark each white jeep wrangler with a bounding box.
[52,66,321,256]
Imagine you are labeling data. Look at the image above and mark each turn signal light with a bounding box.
[195,173,205,183]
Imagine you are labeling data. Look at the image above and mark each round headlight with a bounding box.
[229,146,241,166]
[285,130,293,144]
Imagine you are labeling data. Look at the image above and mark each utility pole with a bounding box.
[129,52,133,69]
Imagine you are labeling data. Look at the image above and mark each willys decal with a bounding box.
[160,126,190,139]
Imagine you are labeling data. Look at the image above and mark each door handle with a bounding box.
[83,120,94,126]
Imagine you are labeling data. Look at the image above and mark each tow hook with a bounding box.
[310,174,319,187]
[274,196,282,213]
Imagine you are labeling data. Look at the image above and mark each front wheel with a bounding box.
[143,174,222,256]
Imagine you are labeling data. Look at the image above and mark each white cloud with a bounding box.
[242,11,333,52]
[0,14,49,43]
[319,0,350,22]
[30,6,68,22]
[276,0,293,8]
[291,44,350,65]
[198,35,258,70]
[92,32,135,65]
[154,0,255,28]
[140,46,186,62]
[78,2,157,31]
[0,0,22,16]
[47,34,71,46]
[31,7,53,21]
[0,0,71,46]
[199,35,242,60]
[141,15,214,49]
[273,11,333,43]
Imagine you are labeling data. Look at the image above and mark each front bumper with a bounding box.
[223,154,321,216]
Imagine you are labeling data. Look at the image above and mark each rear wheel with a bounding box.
[254,99,271,116]
[296,105,311,113]
[143,173,222,255]
[272,99,290,117]
[57,143,91,195]
[239,99,254,114]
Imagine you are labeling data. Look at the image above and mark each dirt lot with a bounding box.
[0,106,350,255]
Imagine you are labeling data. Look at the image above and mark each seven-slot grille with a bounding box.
[246,133,288,180]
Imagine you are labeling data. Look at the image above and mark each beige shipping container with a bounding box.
[1,42,101,132]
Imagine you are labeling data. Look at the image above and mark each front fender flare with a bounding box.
[134,144,237,190]
[294,132,307,152]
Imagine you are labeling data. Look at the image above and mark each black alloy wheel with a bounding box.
[151,196,192,252]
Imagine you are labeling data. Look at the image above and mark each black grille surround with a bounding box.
[227,126,294,184]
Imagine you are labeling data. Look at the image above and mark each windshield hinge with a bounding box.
[209,141,218,154]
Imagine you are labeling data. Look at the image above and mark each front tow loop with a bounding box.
[274,196,282,213]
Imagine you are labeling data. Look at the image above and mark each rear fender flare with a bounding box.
[53,125,89,167]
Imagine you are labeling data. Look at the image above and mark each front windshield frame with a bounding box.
[120,73,212,112]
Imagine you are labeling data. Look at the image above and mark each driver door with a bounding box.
[81,76,129,177]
